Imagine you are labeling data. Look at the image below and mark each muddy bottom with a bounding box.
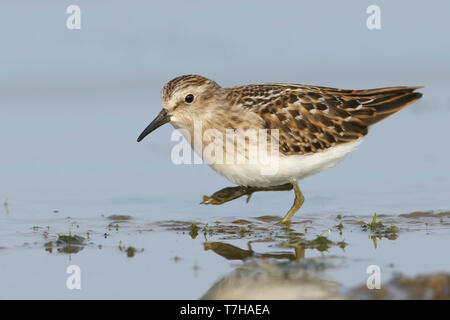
[1,203,449,299]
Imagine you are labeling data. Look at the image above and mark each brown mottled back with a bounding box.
[226,84,423,155]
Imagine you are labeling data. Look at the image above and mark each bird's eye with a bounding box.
[185,94,194,103]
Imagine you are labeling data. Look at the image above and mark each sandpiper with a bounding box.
[137,75,423,223]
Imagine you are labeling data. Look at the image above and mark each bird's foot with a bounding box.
[201,183,294,206]
[201,186,254,205]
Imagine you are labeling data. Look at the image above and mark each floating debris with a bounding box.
[107,215,133,221]
[400,211,450,218]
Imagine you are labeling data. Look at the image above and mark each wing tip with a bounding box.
[410,91,424,102]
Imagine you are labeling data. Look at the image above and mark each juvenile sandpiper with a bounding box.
[137,75,423,223]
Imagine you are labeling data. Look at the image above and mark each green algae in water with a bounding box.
[335,222,344,231]
[118,241,144,258]
[361,213,398,240]
[56,234,85,245]
[239,226,251,238]
[189,223,200,239]
[278,234,346,252]
[362,213,382,232]
[203,223,215,239]
[310,235,334,252]
[50,233,86,254]
[126,247,136,257]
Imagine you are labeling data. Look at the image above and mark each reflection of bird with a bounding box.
[204,242,254,260]
[204,241,303,261]
[137,75,423,223]
[201,260,342,300]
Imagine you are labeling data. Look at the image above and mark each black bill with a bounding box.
[137,109,170,142]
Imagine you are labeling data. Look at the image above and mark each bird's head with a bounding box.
[137,75,223,142]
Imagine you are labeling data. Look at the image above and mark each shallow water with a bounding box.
[1,74,450,300]
[1,202,450,299]
[1,1,450,299]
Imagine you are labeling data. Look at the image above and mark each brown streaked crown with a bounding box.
[162,74,220,101]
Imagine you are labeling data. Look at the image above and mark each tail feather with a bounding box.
[347,87,423,126]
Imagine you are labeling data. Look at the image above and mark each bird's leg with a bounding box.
[279,181,304,224]
[202,183,293,205]
[201,186,251,205]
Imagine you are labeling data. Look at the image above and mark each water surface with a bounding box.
[1,1,450,299]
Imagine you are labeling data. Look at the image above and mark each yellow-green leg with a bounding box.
[279,181,304,224]
[201,181,304,224]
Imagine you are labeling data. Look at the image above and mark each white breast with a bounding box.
[209,139,363,187]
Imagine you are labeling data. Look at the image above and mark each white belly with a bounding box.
[209,139,363,187]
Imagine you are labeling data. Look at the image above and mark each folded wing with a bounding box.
[250,84,423,155]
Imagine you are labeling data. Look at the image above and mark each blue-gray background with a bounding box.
[1,0,450,300]
[1,1,449,215]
